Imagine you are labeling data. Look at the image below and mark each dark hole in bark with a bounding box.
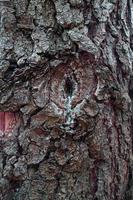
[3,69,15,81]
[9,179,23,193]
[2,155,7,168]
[129,77,133,99]
[9,60,18,69]
[18,143,23,155]
[27,163,40,172]
[64,77,74,97]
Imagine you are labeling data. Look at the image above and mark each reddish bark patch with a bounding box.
[50,58,96,109]
[32,128,46,136]
[0,112,20,136]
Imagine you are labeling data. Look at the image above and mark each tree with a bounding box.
[0,0,133,199]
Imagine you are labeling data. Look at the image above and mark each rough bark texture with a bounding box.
[0,0,133,199]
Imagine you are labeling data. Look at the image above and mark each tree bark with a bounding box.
[0,0,133,199]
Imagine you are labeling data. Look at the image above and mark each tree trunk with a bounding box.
[0,0,133,199]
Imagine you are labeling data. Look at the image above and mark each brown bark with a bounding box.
[0,0,133,199]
